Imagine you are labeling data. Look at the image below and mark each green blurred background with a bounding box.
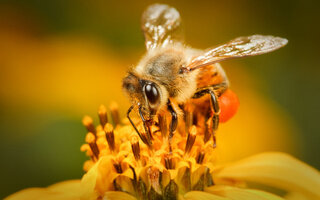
[0,0,319,198]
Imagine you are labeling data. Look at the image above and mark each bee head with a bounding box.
[122,72,163,119]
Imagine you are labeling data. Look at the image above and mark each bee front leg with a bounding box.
[167,100,178,139]
[138,105,153,142]
[127,105,143,138]
[127,105,152,146]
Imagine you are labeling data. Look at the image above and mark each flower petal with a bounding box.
[5,188,53,200]
[214,152,320,199]
[80,159,100,200]
[184,191,230,200]
[48,180,81,194]
[284,192,309,200]
[103,191,137,200]
[5,180,81,200]
[205,185,284,200]
[80,156,122,199]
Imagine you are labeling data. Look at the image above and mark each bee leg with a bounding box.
[127,105,152,146]
[208,90,220,131]
[127,105,142,137]
[208,90,220,148]
[192,83,226,128]
[192,86,224,147]
[138,105,153,142]
[167,100,178,138]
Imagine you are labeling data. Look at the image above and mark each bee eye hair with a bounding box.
[144,83,160,105]
[123,73,139,93]
[123,82,135,92]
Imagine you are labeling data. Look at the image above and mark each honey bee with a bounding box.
[122,4,287,144]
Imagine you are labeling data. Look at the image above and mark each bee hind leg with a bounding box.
[192,84,227,146]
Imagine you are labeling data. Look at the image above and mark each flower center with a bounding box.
[81,103,218,199]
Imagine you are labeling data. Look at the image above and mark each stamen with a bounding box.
[185,125,197,154]
[184,104,194,137]
[85,132,99,159]
[82,116,96,135]
[129,165,137,182]
[81,102,222,197]
[147,167,162,194]
[110,102,120,126]
[131,135,140,161]
[164,153,175,169]
[196,149,205,164]
[158,114,168,138]
[104,123,115,151]
[113,162,123,173]
[98,105,108,127]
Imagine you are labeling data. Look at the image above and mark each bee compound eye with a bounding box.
[144,83,160,105]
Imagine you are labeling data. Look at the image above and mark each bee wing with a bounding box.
[141,4,183,51]
[186,35,288,71]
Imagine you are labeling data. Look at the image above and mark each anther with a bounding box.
[131,135,140,161]
[129,165,137,182]
[82,116,96,135]
[184,104,194,136]
[110,102,120,126]
[158,114,167,138]
[147,167,162,194]
[113,162,123,173]
[104,123,115,151]
[98,105,108,127]
[164,153,175,169]
[196,149,205,164]
[185,125,197,154]
[85,132,99,159]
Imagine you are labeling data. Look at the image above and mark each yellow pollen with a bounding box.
[85,132,99,160]
[82,115,96,135]
[104,123,115,151]
[185,125,197,154]
[130,135,140,161]
[98,104,108,127]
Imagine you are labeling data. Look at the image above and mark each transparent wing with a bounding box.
[186,35,288,71]
[141,4,183,51]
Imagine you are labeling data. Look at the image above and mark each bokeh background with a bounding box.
[0,0,319,198]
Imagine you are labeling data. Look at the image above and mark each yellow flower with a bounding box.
[6,104,320,200]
